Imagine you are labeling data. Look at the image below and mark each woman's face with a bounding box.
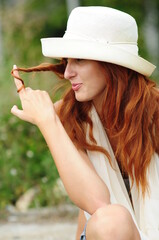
[64,59,107,106]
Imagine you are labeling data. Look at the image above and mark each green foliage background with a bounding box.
[0,0,158,210]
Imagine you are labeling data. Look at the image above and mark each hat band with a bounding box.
[64,31,139,55]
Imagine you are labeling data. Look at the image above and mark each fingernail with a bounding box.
[13,65,17,69]
[11,105,17,112]
[11,106,14,113]
[11,105,16,110]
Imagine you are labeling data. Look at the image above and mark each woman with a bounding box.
[11,6,159,240]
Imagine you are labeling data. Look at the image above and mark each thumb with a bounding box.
[11,105,22,116]
[11,105,26,121]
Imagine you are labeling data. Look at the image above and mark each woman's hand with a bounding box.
[11,65,57,128]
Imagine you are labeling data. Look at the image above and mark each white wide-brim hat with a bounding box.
[41,6,156,77]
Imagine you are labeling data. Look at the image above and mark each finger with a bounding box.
[25,87,32,92]
[11,105,30,122]
[17,85,25,93]
[13,65,25,94]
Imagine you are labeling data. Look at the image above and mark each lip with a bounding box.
[72,83,82,91]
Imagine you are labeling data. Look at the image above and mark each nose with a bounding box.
[64,59,76,80]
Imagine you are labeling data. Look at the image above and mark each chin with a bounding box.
[75,97,92,102]
[75,93,93,102]
[75,98,86,102]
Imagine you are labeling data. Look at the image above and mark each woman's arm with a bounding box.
[11,67,110,214]
[38,111,110,214]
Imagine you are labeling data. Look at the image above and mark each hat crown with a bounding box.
[64,7,138,49]
[41,6,156,76]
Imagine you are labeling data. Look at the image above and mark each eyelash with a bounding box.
[76,58,83,62]
[63,58,84,65]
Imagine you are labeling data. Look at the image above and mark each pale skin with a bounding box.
[11,60,141,240]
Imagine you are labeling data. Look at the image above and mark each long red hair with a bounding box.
[11,60,159,195]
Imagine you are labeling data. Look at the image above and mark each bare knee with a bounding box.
[86,204,140,240]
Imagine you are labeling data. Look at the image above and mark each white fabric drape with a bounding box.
[84,106,159,240]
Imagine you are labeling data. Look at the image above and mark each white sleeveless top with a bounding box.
[84,106,159,240]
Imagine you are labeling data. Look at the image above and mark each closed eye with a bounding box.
[76,58,83,62]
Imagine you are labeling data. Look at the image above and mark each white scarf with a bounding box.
[84,106,159,240]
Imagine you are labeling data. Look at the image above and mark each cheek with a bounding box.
[90,78,106,93]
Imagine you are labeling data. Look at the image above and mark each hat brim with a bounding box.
[41,38,156,77]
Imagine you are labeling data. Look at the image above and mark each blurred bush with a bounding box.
[0,112,60,209]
